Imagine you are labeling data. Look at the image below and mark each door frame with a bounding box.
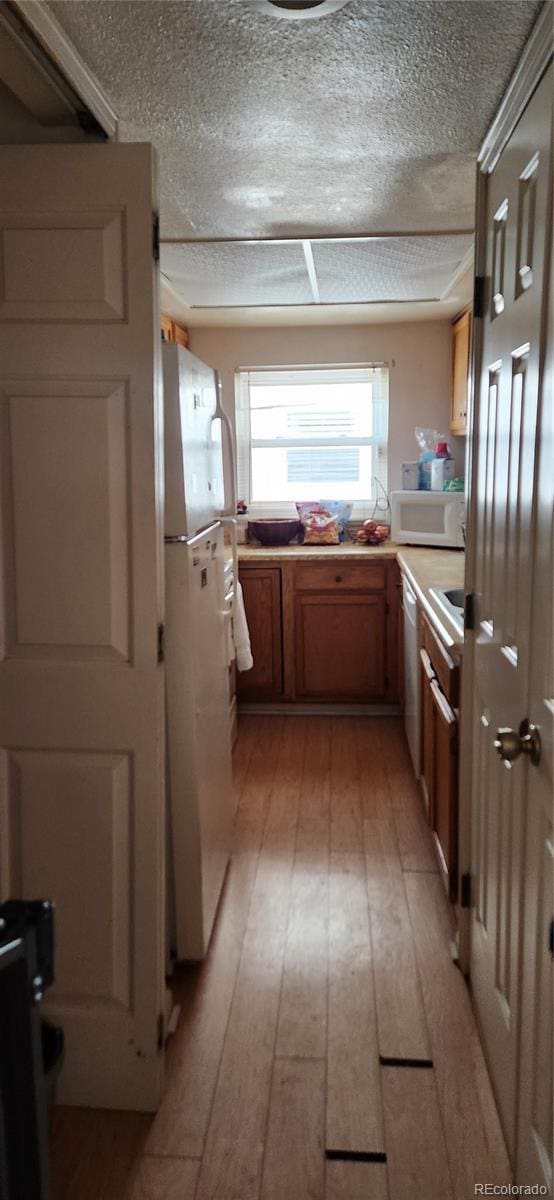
[457,2,553,976]
[4,0,117,138]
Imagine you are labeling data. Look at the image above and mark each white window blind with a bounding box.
[235,365,388,512]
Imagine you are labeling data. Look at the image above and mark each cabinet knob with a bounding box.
[335,574,342,583]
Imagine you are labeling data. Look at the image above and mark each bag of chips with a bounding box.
[296,502,340,544]
[296,500,350,544]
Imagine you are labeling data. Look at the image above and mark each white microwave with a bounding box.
[390,490,465,548]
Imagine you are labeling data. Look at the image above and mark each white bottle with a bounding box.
[430,458,455,490]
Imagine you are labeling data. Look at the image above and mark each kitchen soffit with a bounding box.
[47,0,541,241]
[160,233,474,308]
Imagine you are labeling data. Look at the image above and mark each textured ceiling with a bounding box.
[160,233,473,307]
[48,0,541,240]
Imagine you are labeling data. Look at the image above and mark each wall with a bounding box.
[188,321,466,494]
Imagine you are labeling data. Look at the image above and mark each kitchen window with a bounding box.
[235,365,389,515]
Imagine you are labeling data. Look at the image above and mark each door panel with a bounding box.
[0,145,165,1110]
[295,593,386,701]
[237,567,283,700]
[469,65,552,1167]
[9,750,131,1004]
[1,380,129,658]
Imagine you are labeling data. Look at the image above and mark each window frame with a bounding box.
[235,363,389,518]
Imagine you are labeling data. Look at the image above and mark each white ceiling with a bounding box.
[160,233,473,307]
[160,261,474,327]
[46,0,540,321]
[48,0,541,240]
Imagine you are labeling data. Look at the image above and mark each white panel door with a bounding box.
[469,66,552,1164]
[515,216,553,1190]
[0,145,166,1111]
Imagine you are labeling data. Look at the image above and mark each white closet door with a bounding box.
[0,144,166,1110]
[469,65,552,1162]
[515,136,553,1188]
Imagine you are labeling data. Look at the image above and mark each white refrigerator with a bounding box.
[163,343,236,962]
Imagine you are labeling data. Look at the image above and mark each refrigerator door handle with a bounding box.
[212,370,237,518]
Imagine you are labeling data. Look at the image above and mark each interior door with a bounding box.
[515,218,553,1190]
[0,145,166,1110]
[469,66,552,1163]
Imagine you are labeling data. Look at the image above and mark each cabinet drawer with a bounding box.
[422,617,459,706]
[294,562,386,592]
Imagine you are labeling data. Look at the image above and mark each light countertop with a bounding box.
[237,541,399,561]
[396,547,465,652]
[237,541,465,651]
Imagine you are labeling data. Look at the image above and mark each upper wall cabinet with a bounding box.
[160,313,189,346]
[450,305,471,436]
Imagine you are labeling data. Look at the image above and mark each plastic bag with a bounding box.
[414,427,450,491]
[296,500,352,543]
[319,500,353,541]
[295,502,340,544]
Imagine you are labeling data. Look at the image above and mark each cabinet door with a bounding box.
[237,567,283,700]
[172,322,189,348]
[295,593,386,701]
[451,307,471,435]
[430,678,458,898]
[160,312,174,342]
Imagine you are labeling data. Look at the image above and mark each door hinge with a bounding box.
[157,622,165,663]
[152,213,160,262]
[473,274,485,319]
[157,1011,164,1052]
[460,871,472,909]
[464,592,476,631]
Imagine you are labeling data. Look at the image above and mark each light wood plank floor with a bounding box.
[50,715,510,1199]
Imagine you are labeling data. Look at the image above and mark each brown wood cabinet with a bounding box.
[160,313,189,347]
[294,592,386,701]
[160,312,174,343]
[237,556,400,705]
[172,322,189,348]
[419,615,459,899]
[450,306,471,436]
[237,567,283,701]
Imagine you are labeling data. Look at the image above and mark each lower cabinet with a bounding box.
[294,592,386,701]
[237,557,399,705]
[237,567,283,701]
[419,621,459,900]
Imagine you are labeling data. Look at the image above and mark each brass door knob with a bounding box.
[494,719,541,766]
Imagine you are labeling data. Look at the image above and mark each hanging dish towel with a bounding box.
[234,580,253,672]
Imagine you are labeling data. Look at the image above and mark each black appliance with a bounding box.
[0,900,63,1200]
